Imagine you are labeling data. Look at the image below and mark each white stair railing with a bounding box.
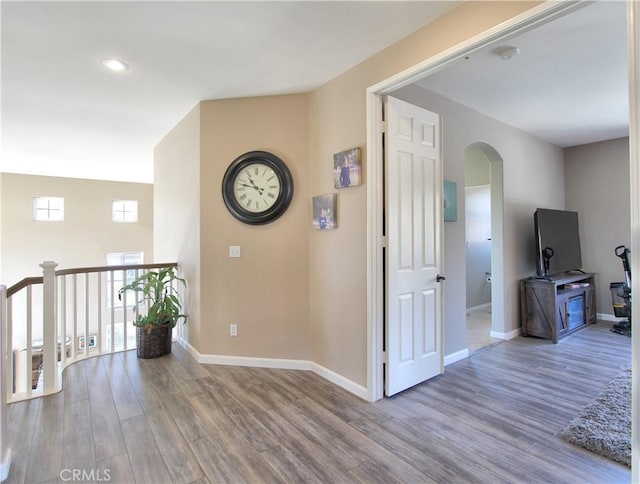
[3,261,179,403]
[0,285,12,482]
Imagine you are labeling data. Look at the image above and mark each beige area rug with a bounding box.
[558,367,631,467]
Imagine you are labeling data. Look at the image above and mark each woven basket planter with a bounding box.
[136,324,172,359]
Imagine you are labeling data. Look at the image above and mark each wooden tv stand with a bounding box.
[520,272,596,343]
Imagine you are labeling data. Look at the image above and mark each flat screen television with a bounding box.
[534,208,582,277]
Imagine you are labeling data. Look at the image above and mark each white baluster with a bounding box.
[97,275,102,354]
[84,274,89,356]
[72,274,77,359]
[5,298,12,399]
[0,286,13,481]
[26,287,32,396]
[60,276,67,367]
[110,271,115,352]
[122,269,127,350]
[39,261,58,393]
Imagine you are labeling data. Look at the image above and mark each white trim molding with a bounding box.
[596,313,622,323]
[444,349,469,367]
[178,338,369,401]
[627,0,640,481]
[466,302,491,313]
[490,328,520,341]
[198,354,311,371]
[310,363,369,401]
[366,1,588,402]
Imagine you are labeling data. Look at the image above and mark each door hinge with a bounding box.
[380,120,386,133]
[382,351,389,364]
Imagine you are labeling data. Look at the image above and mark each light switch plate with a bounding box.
[229,245,241,258]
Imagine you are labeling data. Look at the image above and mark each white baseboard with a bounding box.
[444,349,469,366]
[466,302,491,313]
[199,353,312,371]
[177,336,200,362]
[178,338,367,400]
[0,448,11,482]
[597,313,622,323]
[310,362,369,400]
[490,328,520,340]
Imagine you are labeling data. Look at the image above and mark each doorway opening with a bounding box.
[366,1,637,404]
[464,142,504,352]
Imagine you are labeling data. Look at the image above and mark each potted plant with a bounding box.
[118,266,187,359]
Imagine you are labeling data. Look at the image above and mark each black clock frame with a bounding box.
[222,151,294,225]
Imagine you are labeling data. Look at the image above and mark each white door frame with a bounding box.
[366,1,640,476]
[367,0,639,476]
[366,1,585,402]
[627,1,639,481]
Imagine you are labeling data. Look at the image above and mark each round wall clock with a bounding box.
[222,151,294,225]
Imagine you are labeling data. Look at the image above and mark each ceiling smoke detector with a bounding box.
[497,46,520,61]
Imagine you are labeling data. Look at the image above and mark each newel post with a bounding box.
[40,261,58,393]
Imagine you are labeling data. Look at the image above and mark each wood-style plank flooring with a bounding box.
[5,323,631,484]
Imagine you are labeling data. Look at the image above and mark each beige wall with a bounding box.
[154,1,544,388]
[564,137,630,317]
[1,174,153,286]
[196,94,310,359]
[154,105,202,349]
[156,95,311,359]
[309,1,542,384]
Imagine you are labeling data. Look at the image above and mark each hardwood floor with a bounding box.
[5,323,631,484]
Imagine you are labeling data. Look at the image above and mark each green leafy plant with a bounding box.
[118,267,187,329]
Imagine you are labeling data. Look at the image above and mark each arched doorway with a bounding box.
[464,142,505,349]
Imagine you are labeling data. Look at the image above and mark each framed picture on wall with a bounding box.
[444,180,457,222]
[333,147,362,189]
[78,335,97,350]
[312,194,337,230]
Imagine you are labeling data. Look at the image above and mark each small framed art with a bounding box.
[333,147,362,189]
[312,194,337,230]
[78,335,97,350]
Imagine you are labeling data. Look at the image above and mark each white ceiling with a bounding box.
[415,1,629,148]
[1,2,629,185]
[1,1,458,183]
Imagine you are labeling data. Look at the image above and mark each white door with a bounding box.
[385,96,443,397]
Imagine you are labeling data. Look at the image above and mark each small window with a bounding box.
[33,197,64,221]
[106,252,144,308]
[112,200,138,223]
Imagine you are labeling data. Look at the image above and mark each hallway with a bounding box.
[5,323,631,483]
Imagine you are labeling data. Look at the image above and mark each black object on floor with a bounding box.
[610,245,631,337]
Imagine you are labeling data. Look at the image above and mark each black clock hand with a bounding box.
[247,178,264,195]
[239,181,264,195]
[248,178,262,192]
[240,182,264,195]
[246,173,258,186]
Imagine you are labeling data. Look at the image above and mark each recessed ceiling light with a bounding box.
[102,59,129,72]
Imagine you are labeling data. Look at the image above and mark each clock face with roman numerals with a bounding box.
[233,163,281,213]
[222,151,294,225]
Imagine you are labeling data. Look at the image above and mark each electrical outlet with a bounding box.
[229,245,241,258]
[230,323,238,336]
